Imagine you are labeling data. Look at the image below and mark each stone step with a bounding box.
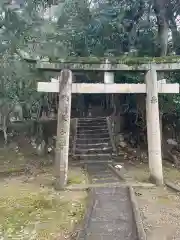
[74,153,113,158]
[73,159,113,164]
[77,125,108,130]
[77,128,108,133]
[77,124,107,130]
[77,123,107,129]
[76,137,111,144]
[76,142,110,149]
[76,133,110,138]
[75,146,113,152]
[78,119,107,125]
[75,147,113,155]
[78,116,106,121]
[78,124,107,129]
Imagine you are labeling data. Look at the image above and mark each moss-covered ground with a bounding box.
[0,146,88,239]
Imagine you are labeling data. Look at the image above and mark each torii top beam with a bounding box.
[30,56,180,71]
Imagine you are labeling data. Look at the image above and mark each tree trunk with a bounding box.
[153,0,169,56]
[153,0,169,157]
[169,17,180,54]
[54,69,72,190]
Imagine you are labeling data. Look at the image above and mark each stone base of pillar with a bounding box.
[149,175,163,186]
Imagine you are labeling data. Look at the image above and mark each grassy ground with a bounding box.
[122,161,180,184]
[0,146,88,240]
[0,147,27,173]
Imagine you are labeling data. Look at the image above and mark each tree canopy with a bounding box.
[0,0,180,114]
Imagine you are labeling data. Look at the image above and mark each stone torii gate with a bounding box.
[36,57,180,188]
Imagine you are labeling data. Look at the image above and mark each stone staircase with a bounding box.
[74,117,116,163]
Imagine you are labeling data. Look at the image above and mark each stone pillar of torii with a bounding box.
[38,68,179,188]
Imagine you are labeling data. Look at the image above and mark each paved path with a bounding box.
[78,164,138,240]
[75,118,138,239]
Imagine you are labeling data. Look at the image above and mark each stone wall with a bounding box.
[107,113,127,155]
[69,118,77,155]
[109,114,125,145]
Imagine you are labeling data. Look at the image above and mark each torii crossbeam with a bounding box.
[38,82,179,94]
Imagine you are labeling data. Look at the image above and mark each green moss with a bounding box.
[67,169,88,185]
[0,193,86,239]
[0,165,88,239]
[67,174,86,185]
[35,55,180,71]
[49,55,180,64]
[157,195,172,204]
[163,165,180,182]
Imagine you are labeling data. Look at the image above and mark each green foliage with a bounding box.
[0,0,180,115]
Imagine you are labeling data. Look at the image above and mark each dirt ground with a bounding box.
[121,159,180,240]
[0,140,88,240]
[135,186,180,240]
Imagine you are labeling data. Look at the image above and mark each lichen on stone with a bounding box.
[52,56,180,64]
[33,55,180,71]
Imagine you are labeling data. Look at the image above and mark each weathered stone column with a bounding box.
[145,68,163,185]
[55,69,72,190]
[104,59,114,109]
[104,59,114,84]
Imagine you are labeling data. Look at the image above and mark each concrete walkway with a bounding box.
[78,164,138,240]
